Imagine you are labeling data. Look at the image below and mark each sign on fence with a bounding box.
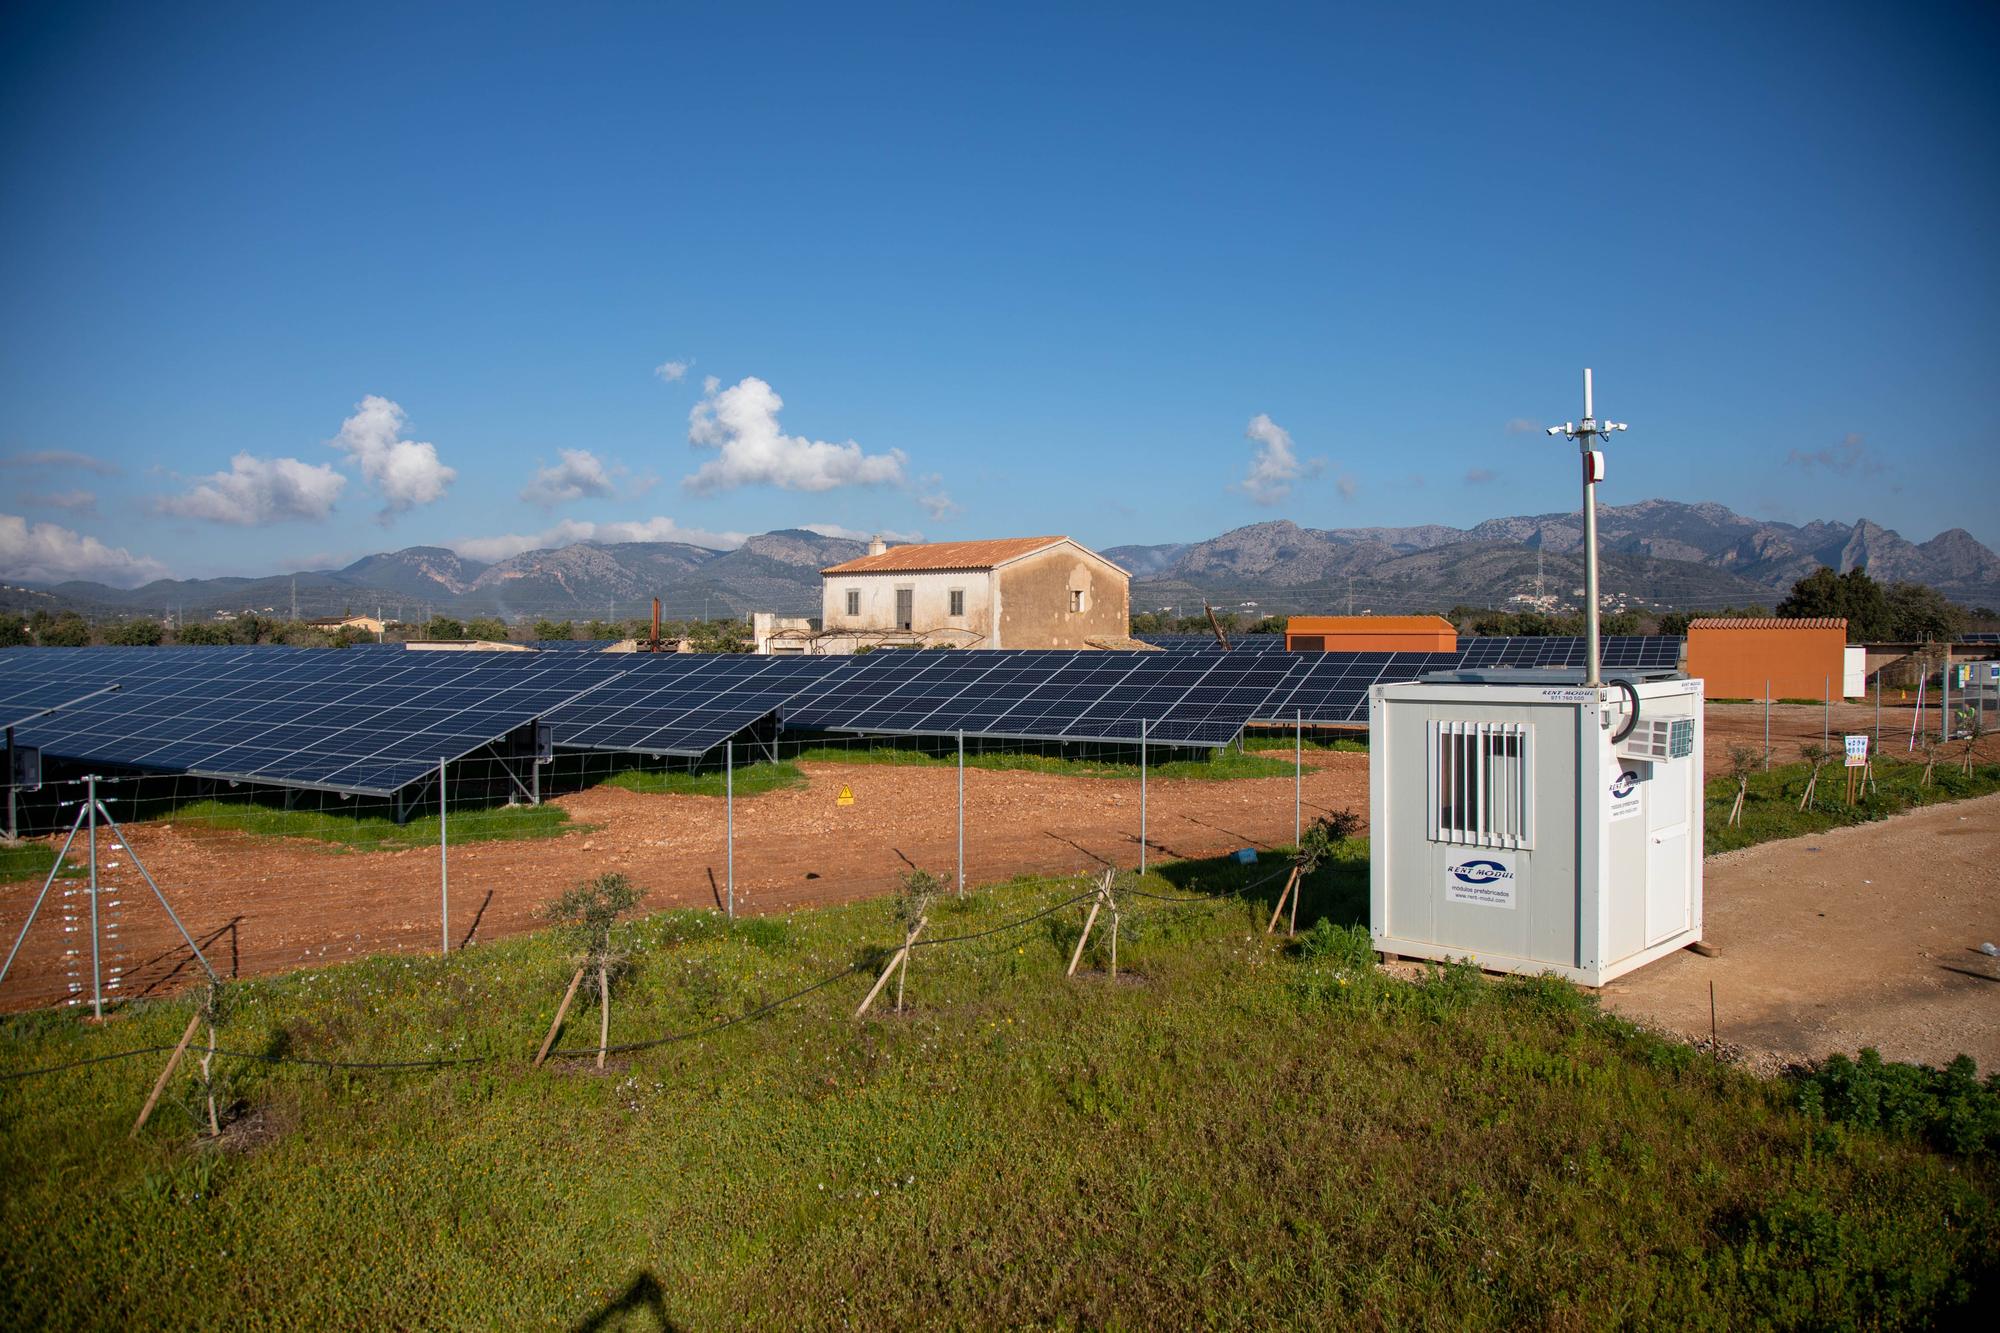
[1844,735,1869,768]
[836,784,855,807]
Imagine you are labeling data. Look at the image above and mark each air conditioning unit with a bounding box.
[1617,716,1694,762]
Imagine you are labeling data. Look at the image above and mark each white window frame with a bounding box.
[1069,589,1084,613]
[1426,720,1532,849]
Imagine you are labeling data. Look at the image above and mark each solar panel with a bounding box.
[782,649,1273,746]
[1252,651,1463,725]
[1138,634,1289,652]
[1454,636,1682,671]
[2,648,634,795]
[543,653,846,755]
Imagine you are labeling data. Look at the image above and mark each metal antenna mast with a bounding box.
[1545,368,1628,687]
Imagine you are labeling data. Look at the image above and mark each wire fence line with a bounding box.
[0,872,1266,1086]
[0,727,1363,1017]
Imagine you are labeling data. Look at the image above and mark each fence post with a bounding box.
[1875,673,1881,752]
[1763,681,1770,771]
[725,739,735,921]
[439,759,448,956]
[1823,675,1829,751]
[87,774,101,1019]
[1295,709,1302,846]
[956,729,965,897]
[1139,719,1148,876]
[1941,653,1951,742]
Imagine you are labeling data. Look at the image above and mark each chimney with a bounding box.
[867,534,887,556]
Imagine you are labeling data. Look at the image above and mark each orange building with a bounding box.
[1284,615,1458,653]
[1684,618,1848,699]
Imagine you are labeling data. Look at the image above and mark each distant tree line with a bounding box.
[0,608,756,653]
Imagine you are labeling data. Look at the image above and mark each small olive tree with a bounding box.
[544,872,644,1068]
[1796,742,1833,811]
[1959,713,1987,776]
[1725,744,1762,827]
[891,869,944,1012]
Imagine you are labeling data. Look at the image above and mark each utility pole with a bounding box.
[1544,369,1629,687]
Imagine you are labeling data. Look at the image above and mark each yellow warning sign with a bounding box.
[836,784,855,807]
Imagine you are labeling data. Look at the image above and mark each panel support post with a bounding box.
[732,732,740,920]
[956,729,965,897]
[1138,719,1148,876]
[87,774,101,1019]
[4,723,15,843]
[439,759,449,956]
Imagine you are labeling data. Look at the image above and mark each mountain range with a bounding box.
[6,501,1997,624]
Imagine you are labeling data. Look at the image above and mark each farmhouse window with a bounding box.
[845,589,860,617]
[895,588,913,631]
[1069,589,1084,613]
[948,589,965,617]
[1427,720,1532,849]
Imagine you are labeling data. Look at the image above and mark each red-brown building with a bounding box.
[1284,615,1458,653]
[1684,618,1847,699]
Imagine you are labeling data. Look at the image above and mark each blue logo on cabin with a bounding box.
[1610,770,1639,799]
[1449,859,1514,886]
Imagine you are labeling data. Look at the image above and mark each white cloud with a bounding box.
[449,516,748,563]
[1504,418,1538,435]
[520,448,618,509]
[3,449,119,475]
[156,453,346,525]
[1336,473,1358,500]
[0,513,169,587]
[1236,413,1323,505]
[1465,466,1497,484]
[22,489,98,514]
[916,472,960,519]
[328,395,456,517]
[684,376,907,494]
[654,359,691,383]
[800,523,925,543]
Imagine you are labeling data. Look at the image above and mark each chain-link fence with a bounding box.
[0,726,1369,1014]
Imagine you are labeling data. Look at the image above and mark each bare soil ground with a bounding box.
[1703,698,2000,772]
[1603,791,2000,1074]
[0,754,1369,1012]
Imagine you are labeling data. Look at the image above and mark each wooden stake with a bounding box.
[1288,868,1301,937]
[1265,866,1301,935]
[534,966,587,1069]
[1067,889,1105,978]
[130,1010,204,1139]
[596,963,611,1070]
[1709,980,1717,1060]
[855,917,926,1017]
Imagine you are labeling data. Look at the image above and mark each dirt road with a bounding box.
[0,754,1368,1012]
[1603,791,2000,1073]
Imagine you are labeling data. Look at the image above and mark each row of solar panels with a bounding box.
[0,637,1681,797]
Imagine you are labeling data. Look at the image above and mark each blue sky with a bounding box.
[3,0,1996,587]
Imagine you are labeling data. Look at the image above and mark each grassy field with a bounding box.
[3,843,1995,1327]
[150,798,582,851]
[1703,757,2000,854]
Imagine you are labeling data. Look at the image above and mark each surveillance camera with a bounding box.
[1545,426,1564,437]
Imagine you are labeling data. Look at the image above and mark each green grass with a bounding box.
[787,742,1303,781]
[1704,757,2000,854]
[603,760,813,797]
[0,842,82,883]
[1241,731,1368,754]
[2,845,1995,1327]
[156,798,583,851]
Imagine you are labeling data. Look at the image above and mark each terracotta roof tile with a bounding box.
[1286,615,1457,634]
[822,536,1072,574]
[1686,617,1847,630]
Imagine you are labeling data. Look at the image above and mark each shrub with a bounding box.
[1791,1048,2000,1158]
